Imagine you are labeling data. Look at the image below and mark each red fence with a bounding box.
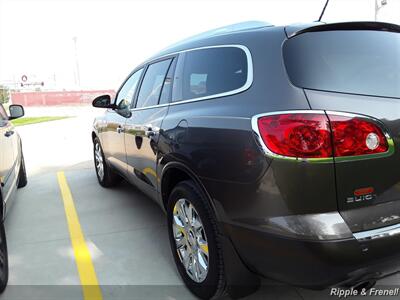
[11,90,115,106]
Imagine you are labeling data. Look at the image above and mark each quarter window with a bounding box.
[178,47,248,101]
[159,58,175,105]
[136,59,173,108]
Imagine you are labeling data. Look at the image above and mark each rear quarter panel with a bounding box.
[306,89,400,232]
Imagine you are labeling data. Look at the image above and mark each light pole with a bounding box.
[375,0,388,21]
[72,36,81,88]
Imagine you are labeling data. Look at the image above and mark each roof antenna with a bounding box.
[318,0,330,22]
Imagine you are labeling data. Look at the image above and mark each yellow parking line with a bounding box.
[57,171,103,300]
[143,167,158,179]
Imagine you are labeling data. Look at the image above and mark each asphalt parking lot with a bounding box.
[1,106,400,300]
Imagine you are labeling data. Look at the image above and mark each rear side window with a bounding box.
[136,59,173,108]
[177,47,248,101]
[283,31,400,98]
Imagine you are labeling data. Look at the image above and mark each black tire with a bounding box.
[17,152,27,188]
[0,222,8,294]
[93,137,121,187]
[167,180,226,299]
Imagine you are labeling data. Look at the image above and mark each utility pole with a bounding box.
[375,0,388,21]
[72,36,81,88]
[53,72,57,89]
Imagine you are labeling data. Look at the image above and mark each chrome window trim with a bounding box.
[130,44,253,112]
[353,223,400,241]
[251,110,395,163]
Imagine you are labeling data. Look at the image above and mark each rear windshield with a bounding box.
[283,30,400,99]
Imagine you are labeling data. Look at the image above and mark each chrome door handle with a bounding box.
[145,129,155,138]
[144,124,158,138]
[117,126,125,134]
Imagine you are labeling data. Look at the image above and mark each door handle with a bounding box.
[117,126,125,134]
[5,130,14,137]
[145,129,155,138]
[144,124,158,138]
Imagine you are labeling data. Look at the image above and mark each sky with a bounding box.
[0,0,399,91]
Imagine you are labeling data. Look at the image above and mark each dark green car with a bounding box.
[92,21,400,299]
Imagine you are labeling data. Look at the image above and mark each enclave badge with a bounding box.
[346,187,377,204]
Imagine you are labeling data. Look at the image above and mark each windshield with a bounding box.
[283,30,400,99]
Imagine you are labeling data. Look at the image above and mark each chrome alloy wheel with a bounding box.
[94,142,104,180]
[172,198,209,283]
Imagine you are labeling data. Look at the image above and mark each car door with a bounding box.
[125,57,175,200]
[102,68,144,176]
[0,104,16,206]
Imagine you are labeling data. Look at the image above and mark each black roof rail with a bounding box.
[288,21,400,38]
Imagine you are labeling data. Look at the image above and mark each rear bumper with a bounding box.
[226,222,400,288]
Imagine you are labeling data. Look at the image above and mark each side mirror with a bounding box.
[92,95,116,109]
[9,105,24,120]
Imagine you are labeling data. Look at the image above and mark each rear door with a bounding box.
[0,104,16,205]
[125,57,175,200]
[283,23,400,232]
[102,68,143,175]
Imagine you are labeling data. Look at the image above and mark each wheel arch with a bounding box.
[160,162,218,217]
[160,162,260,297]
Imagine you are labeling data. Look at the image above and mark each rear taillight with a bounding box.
[328,115,388,157]
[257,113,332,158]
[255,112,390,160]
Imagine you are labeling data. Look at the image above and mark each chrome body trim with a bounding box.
[353,223,400,241]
